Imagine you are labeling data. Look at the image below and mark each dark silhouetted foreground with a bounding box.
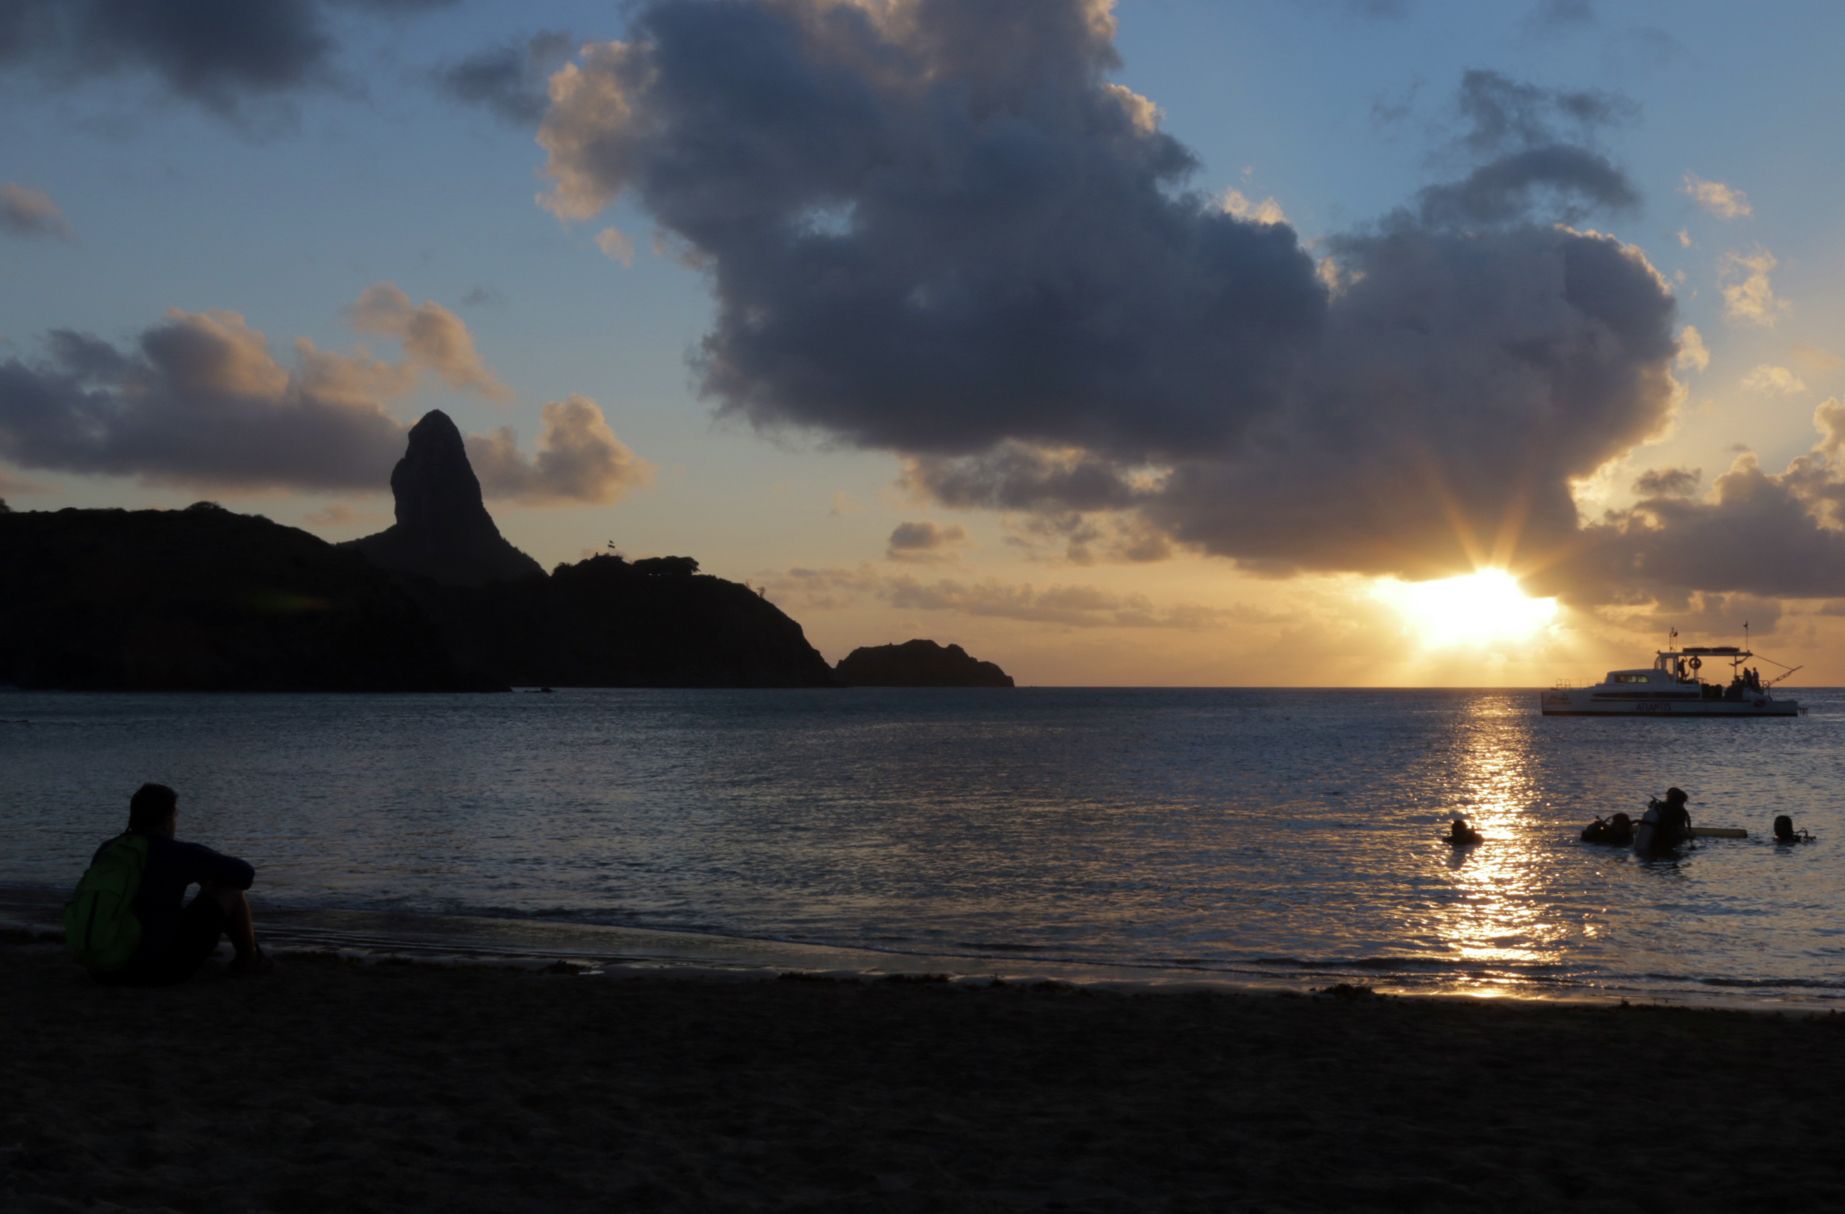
[0,409,836,690]
[5,944,1843,1212]
[835,639,1014,687]
[0,503,490,691]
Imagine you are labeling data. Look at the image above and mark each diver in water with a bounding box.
[1773,814,1814,843]
[1446,817,1484,846]
[1637,787,1693,853]
[1582,811,1634,845]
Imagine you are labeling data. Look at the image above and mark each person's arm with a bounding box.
[172,839,256,890]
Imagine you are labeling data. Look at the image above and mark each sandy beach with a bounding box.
[5,939,1845,1212]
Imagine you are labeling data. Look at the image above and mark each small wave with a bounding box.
[1696,975,1845,991]
[951,940,1053,953]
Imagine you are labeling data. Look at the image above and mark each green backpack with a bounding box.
[64,832,150,972]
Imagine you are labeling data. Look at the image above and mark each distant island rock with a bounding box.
[0,504,492,691]
[834,640,1014,687]
[347,410,544,587]
[342,411,834,688]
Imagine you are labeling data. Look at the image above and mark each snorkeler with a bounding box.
[1773,814,1814,843]
[1445,817,1484,847]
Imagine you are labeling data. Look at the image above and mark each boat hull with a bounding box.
[1540,691,1797,717]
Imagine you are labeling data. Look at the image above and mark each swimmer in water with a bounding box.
[1446,817,1484,846]
[1773,814,1813,843]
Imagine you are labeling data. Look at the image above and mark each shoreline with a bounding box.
[8,938,1845,1211]
[6,886,1841,1015]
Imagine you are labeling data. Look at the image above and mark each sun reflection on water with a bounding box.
[1435,704,1571,995]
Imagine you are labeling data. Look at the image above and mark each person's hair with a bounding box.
[1774,814,1795,841]
[128,783,178,832]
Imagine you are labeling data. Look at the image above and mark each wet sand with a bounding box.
[6,939,1845,1212]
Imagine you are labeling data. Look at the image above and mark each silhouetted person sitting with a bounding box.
[1446,817,1483,846]
[1773,814,1812,844]
[69,783,273,984]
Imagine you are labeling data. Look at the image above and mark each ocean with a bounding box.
[4,687,1842,1007]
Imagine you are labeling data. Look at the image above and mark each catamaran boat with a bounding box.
[1541,643,1800,717]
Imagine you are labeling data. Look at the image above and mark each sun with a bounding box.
[1373,569,1559,648]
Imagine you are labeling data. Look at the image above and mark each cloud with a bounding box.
[770,566,1257,629]
[0,466,45,498]
[1675,227,1691,248]
[1415,144,1637,227]
[1220,188,1287,226]
[464,395,653,504]
[1632,466,1699,497]
[903,446,1146,514]
[0,0,454,118]
[1681,173,1752,219]
[1451,69,1635,155]
[0,183,73,241]
[301,501,385,528]
[1720,247,1788,327]
[886,520,968,561]
[1788,344,1843,378]
[1675,324,1708,373]
[1415,71,1639,228]
[1001,511,1173,565]
[539,0,1326,460]
[1564,403,1845,603]
[595,226,636,266]
[534,5,1678,594]
[346,283,513,402]
[1525,0,1595,31]
[435,30,573,125]
[1611,592,1783,641]
[1741,364,1806,396]
[0,302,639,505]
[0,309,402,490]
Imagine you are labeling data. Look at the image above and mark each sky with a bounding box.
[5,0,1845,687]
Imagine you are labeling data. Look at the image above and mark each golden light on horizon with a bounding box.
[1374,569,1559,649]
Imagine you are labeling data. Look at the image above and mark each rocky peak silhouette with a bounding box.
[348,410,543,586]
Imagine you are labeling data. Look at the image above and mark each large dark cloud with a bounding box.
[0,298,647,505]
[531,2,1712,600]
[0,0,452,115]
[540,0,1326,462]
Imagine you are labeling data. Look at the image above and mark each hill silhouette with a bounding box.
[348,411,545,586]
[0,504,490,691]
[0,413,995,691]
[835,639,1014,687]
[337,410,834,687]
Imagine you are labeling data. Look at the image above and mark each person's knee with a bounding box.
[200,883,248,914]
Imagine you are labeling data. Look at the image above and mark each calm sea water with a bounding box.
[4,687,1843,1006]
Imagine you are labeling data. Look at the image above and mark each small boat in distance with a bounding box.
[1541,636,1800,717]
